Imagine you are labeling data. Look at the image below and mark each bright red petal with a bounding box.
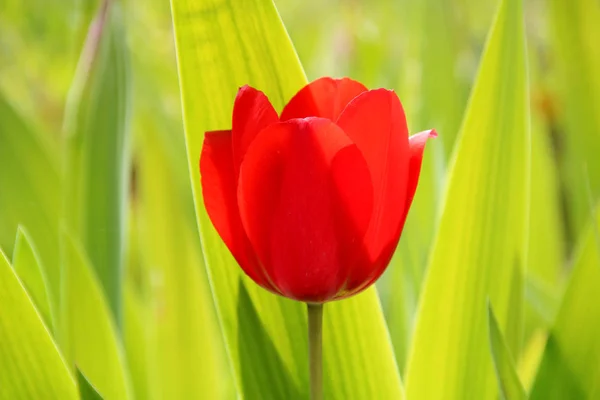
[200,130,277,293]
[237,118,373,302]
[232,85,279,176]
[280,77,368,121]
[335,89,410,293]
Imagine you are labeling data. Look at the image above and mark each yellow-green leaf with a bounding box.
[170,0,403,398]
[0,250,77,400]
[405,0,529,397]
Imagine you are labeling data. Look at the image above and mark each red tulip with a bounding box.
[200,77,435,303]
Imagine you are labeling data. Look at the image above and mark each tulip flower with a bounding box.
[200,77,435,303]
[200,77,435,399]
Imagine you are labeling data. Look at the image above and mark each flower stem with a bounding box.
[308,303,323,400]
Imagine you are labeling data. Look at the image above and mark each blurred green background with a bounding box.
[0,0,599,398]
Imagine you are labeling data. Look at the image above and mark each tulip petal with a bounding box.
[238,118,373,302]
[232,85,279,175]
[280,77,368,121]
[335,89,410,293]
[200,130,277,292]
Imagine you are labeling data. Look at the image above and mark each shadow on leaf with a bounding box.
[237,279,305,399]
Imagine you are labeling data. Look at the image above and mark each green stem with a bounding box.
[308,303,324,400]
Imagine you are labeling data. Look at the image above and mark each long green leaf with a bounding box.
[12,226,54,331]
[405,0,529,397]
[63,0,131,324]
[60,232,132,399]
[488,302,527,400]
[549,0,600,241]
[530,209,600,399]
[170,0,403,398]
[0,92,61,322]
[0,250,77,400]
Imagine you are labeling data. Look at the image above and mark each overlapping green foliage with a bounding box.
[0,0,598,398]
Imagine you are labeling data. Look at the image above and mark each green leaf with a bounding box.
[0,91,62,321]
[12,226,55,331]
[488,302,527,400]
[135,125,231,398]
[530,209,600,399]
[549,0,600,241]
[63,0,131,324]
[77,369,104,400]
[405,0,529,397]
[60,232,132,399]
[0,250,78,400]
[170,0,403,398]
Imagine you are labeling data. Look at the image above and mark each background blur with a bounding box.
[0,0,599,398]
